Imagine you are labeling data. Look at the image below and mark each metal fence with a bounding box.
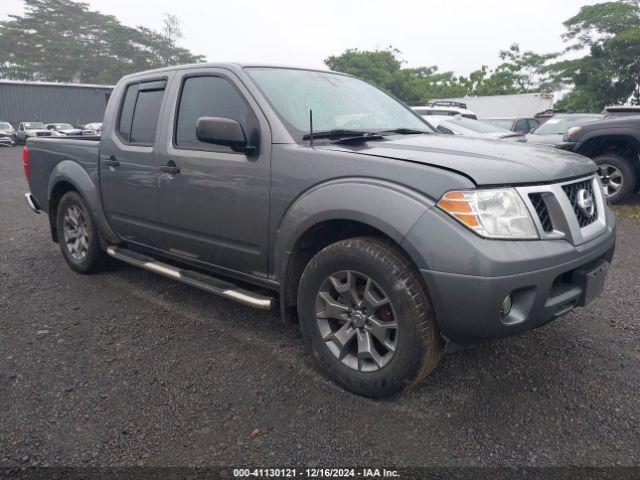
[0,80,114,128]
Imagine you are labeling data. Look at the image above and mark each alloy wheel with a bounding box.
[62,204,90,262]
[598,163,624,198]
[315,270,398,372]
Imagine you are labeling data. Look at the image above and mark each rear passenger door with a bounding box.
[155,68,271,277]
[100,78,168,247]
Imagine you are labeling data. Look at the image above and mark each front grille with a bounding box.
[36,132,52,137]
[529,193,553,232]
[562,179,598,227]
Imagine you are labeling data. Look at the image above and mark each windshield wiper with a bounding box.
[380,128,431,135]
[302,128,382,141]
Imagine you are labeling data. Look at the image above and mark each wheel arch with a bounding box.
[274,178,434,323]
[578,133,640,168]
[47,160,120,244]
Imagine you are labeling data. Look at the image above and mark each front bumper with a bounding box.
[420,225,616,344]
[0,136,14,146]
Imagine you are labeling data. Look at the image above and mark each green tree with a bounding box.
[0,0,205,84]
[553,0,640,111]
[325,45,556,104]
[324,47,404,93]
[325,47,469,103]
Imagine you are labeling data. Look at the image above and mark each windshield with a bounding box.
[483,119,513,130]
[50,123,74,130]
[0,122,12,130]
[24,122,45,130]
[245,68,431,140]
[533,115,602,135]
[445,117,510,134]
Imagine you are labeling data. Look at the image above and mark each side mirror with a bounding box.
[195,117,256,154]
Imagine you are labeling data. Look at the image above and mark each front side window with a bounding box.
[515,119,530,133]
[175,76,253,151]
[246,68,430,140]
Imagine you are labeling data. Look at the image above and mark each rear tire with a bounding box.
[56,191,107,274]
[297,237,444,398]
[594,154,636,204]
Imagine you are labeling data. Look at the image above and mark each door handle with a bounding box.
[103,156,120,167]
[160,161,180,175]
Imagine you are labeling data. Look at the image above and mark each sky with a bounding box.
[1,0,600,75]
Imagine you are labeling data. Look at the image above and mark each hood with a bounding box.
[318,134,595,186]
[59,128,82,134]
[524,133,564,146]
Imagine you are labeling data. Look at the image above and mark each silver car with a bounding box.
[0,122,15,146]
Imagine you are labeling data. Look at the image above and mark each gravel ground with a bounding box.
[1,146,639,468]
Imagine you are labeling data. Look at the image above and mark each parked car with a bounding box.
[557,115,640,203]
[522,114,603,147]
[0,121,15,146]
[15,122,53,144]
[83,122,103,135]
[412,101,477,120]
[483,117,541,134]
[422,114,524,140]
[534,109,568,124]
[45,123,83,136]
[602,106,640,118]
[23,64,616,398]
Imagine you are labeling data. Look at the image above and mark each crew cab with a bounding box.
[23,64,616,397]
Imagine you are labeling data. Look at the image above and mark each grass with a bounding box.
[611,196,640,221]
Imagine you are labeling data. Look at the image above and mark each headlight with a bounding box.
[564,126,582,142]
[437,188,538,239]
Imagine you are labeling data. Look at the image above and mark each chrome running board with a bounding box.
[106,246,274,310]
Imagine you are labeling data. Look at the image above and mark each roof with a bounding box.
[0,79,114,89]
[119,62,338,82]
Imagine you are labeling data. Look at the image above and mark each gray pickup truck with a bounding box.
[23,64,616,397]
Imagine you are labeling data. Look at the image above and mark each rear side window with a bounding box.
[130,89,164,144]
[117,80,166,144]
[175,76,253,151]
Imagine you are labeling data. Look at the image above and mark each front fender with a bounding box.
[273,177,435,283]
[48,160,119,244]
[576,128,640,158]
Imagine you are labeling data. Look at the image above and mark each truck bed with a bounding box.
[26,136,101,216]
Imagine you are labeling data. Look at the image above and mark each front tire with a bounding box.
[56,191,107,274]
[298,237,444,398]
[594,154,636,204]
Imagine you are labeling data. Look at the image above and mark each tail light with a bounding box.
[23,146,30,180]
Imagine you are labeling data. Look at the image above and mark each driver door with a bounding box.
[155,68,272,277]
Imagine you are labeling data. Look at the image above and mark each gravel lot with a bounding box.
[1,145,639,468]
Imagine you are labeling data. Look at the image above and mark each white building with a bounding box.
[434,92,555,118]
